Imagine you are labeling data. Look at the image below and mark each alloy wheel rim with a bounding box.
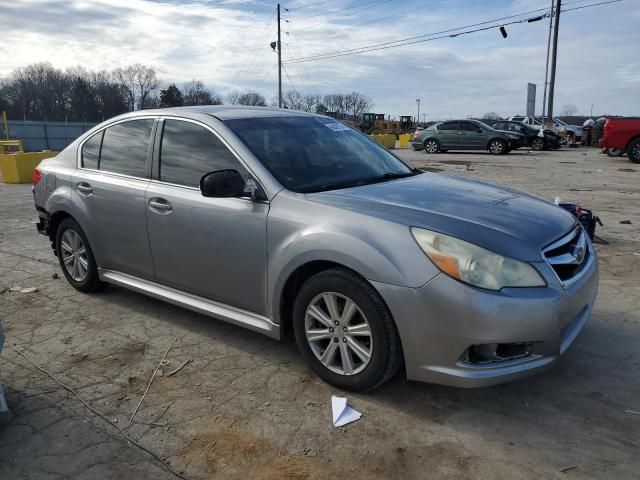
[633,144,640,160]
[490,141,504,153]
[61,229,88,282]
[532,138,543,150]
[425,141,437,153]
[304,292,373,376]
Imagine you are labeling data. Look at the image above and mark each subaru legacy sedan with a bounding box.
[411,119,525,154]
[33,107,598,391]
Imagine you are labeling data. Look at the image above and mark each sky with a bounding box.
[1,0,639,119]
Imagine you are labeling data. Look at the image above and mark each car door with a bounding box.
[145,118,269,315]
[436,121,460,149]
[75,118,156,279]
[459,121,485,149]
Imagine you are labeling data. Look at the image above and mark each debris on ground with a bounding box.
[167,359,192,377]
[331,395,361,427]
[620,220,632,224]
[20,287,38,293]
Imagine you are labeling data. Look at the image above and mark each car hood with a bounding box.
[307,173,576,262]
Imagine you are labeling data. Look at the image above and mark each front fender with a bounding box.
[267,195,438,322]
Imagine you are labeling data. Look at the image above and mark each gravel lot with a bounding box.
[0,146,638,480]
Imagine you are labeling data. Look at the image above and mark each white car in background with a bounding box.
[509,115,582,143]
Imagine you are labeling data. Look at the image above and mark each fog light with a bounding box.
[463,342,534,364]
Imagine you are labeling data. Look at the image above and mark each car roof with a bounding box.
[120,105,320,121]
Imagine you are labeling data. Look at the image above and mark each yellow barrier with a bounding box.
[383,134,396,149]
[0,151,57,184]
[398,134,411,148]
[0,139,24,153]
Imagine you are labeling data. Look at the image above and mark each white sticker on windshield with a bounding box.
[325,122,351,132]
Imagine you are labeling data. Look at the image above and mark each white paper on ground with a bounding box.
[331,395,362,427]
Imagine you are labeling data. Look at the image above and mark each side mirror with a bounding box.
[200,170,245,198]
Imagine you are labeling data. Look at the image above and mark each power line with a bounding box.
[287,0,343,12]
[293,0,389,20]
[292,0,393,31]
[288,4,554,55]
[284,0,623,64]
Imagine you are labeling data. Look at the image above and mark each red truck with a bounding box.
[598,118,640,163]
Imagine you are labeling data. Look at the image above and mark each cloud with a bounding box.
[1,0,637,117]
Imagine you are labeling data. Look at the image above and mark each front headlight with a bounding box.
[410,228,546,290]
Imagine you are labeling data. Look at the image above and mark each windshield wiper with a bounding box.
[298,170,421,194]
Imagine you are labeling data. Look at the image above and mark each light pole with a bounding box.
[416,98,421,124]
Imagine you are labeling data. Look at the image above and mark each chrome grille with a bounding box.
[543,226,590,283]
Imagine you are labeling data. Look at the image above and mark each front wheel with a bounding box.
[488,139,507,155]
[423,139,440,154]
[531,137,545,151]
[627,138,640,164]
[56,218,104,292]
[293,269,402,391]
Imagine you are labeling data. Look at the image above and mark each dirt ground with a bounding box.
[0,146,638,480]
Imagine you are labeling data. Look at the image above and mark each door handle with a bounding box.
[76,183,93,195]
[149,198,172,212]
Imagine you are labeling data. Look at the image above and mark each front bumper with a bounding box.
[372,247,599,387]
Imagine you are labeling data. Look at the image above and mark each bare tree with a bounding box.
[228,92,266,106]
[283,89,304,111]
[183,79,222,106]
[345,92,373,124]
[113,64,159,111]
[482,112,501,120]
[560,104,578,116]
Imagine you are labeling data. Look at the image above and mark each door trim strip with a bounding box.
[98,269,279,340]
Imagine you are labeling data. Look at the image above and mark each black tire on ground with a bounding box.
[531,137,545,151]
[607,148,623,157]
[55,218,105,292]
[488,138,507,155]
[628,138,640,164]
[440,149,448,153]
[423,138,440,154]
[292,268,402,392]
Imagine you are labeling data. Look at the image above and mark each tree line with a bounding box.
[0,62,373,123]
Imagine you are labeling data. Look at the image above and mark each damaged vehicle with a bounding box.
[32,107,599,391]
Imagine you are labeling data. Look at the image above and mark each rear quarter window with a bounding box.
[81,131,103,169]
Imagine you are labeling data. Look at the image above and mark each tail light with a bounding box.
[32,167,42,189]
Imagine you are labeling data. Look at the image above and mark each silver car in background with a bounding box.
[32,107,598,391]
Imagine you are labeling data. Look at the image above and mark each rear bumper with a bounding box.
[372,247,599,388]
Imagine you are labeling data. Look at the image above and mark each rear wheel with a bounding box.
[56,218,104,292]
[627,138,640,164]
[531,137,545,151]
[488,139,507,155]
[293,269,402,391]
[423,139,440,154]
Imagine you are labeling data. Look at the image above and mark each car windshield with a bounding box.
[225,116,416,193]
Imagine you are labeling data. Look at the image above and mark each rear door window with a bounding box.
[81,131,103,169]
[99,119,154,177]
[159,119,245,187]
[437,121,459,131]
[460,122,480,131]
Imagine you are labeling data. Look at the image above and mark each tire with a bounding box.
[292,269,402,392]
[440,149,448,153]
[488,139,507,155]
[423,138,440,154]
[606,148,623,157]
[531,137,545,151]
[628,138,640,164]
[55,218,105,292]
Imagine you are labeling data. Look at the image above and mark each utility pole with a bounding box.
[546,0,561,128]
[277,3,283,108]
[416,98,420,124]
[541,0,554,122]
